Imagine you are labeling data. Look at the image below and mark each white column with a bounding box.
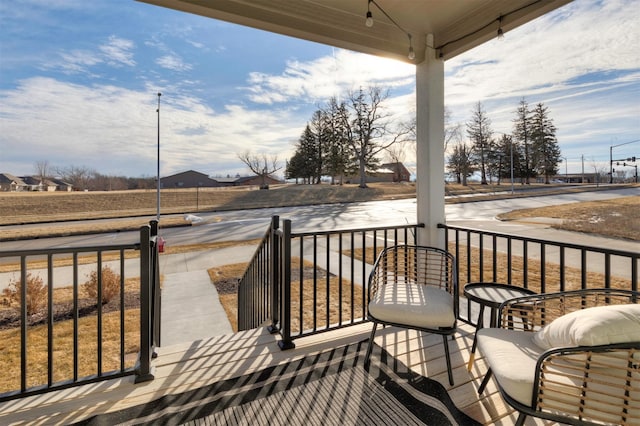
[415,34,445,248]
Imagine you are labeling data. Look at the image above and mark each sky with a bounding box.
[1,0,639,180]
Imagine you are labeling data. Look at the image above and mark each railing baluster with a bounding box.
[479,232,484,282]
[120,249,126,372]
[559,246,566,292]
[540,243,546,293]
[325,234,330,329]
[47,253,54,387]
[97,251,103,377]
[73,252,79,382]
[492,234,497,282]
[338,233,343,326]
[20,256,27,393]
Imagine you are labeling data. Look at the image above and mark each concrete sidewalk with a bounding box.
[160,270,233,346]
[159,245,255,346]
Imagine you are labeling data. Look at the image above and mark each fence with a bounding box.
[438,223,639,323]
[0,222,160,401]
[237,216,423,348]
[239,218,638,348]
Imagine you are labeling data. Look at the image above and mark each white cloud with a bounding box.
[99,35,136,67]
[445,0,640,106]
[245,49,414,105]
[0,77,304,177]
[156,54,192,72]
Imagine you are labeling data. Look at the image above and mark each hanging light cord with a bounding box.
[436,0,546,55]
[366,0,414,59]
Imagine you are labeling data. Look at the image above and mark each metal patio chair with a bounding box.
[477,288,640,426]
[364,245,458,385]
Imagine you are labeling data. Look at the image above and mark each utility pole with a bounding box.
[157,92,161,221]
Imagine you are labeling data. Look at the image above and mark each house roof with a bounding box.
[139,0,572,62]
[0,173,25,185]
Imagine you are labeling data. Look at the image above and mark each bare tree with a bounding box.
[55,165,94,191]
[444,107,462,153]
[34,160,51,184]
[347,87,414,188]
[237,151,282,189]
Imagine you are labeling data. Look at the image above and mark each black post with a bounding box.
[267,216,280,334]
[135,225,155,383]
[150,220,161,350]
[278,219,295,350]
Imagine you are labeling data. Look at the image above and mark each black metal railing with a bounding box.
[237,216,423,348]
[237,216,278,332]
[438,223,639,323]
[0,222,160,401]
[239,218,638,349]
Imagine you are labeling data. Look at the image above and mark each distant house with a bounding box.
[380,162,411,182]
[0,173,27,191]
[19,176,45,191]
[349,162,411,184]
[0,174,74,192]
[47,178,74,192]
[215,174,281,187]
[160,170,220,189]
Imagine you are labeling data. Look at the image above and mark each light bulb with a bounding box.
[365,11,373,27]
[408,47,415,60]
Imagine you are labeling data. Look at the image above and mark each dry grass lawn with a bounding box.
[209,258,365,333]
[0,274,140,394]
[499,195,639,241]
[0,183,416,226]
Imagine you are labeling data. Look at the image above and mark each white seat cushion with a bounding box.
[368,282,454,329]
[478,327,640,422]
[476,328,542,406]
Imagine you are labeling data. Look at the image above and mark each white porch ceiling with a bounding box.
[138,0,572,63]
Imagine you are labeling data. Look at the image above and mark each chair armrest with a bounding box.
[497,288,639,331]
[529,342,640,425]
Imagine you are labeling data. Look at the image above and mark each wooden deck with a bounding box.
[0,322,556,425]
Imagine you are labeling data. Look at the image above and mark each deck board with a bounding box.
[0,322,557,425]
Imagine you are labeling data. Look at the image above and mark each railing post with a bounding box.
[135,225,155,383]
[150,220,161,350]
[278,219,295,349]
[267,216,280,334]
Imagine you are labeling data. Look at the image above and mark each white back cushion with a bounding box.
[533,304,640,349]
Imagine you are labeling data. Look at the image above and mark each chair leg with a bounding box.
[477,368,492,394]
[364,321,379,365]
[515,412,526,426]
[442,335,454,386]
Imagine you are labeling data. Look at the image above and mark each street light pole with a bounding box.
[156,92,161,221]
[610,139,640,184]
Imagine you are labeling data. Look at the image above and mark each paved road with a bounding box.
[1,186,637,251]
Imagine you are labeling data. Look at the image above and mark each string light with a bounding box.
[497,15,504,39]
[364,0,415,60]
[408,34,415,60]
[365,0,373,27]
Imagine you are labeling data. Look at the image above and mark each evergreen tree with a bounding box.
[446,142,475,185]
[287,124,319,183]
[466,102,493,185]
[512,98,535,184]
[322,98,351,184]
[531,102,561,183]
